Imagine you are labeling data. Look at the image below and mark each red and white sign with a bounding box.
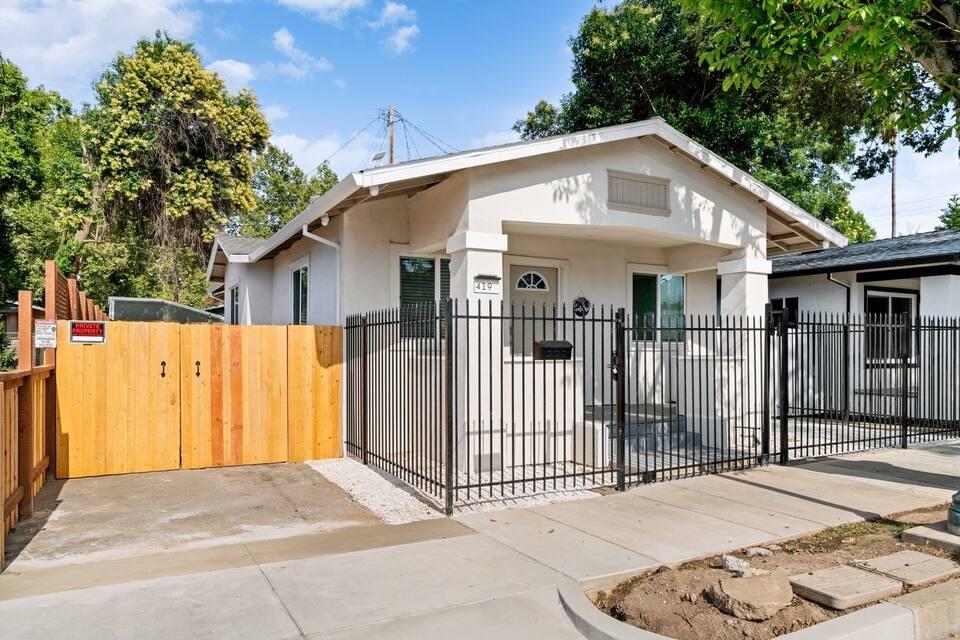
[69,321,107,344]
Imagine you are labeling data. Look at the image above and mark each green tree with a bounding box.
[514,0,876,241]
[689,0,958,169]
[0,329,14,371]
[85,33,270,302]
[235,144,338,238]
[936,195,960,230]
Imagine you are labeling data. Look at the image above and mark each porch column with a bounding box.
[445,231,508,482]
[717,255,771,317]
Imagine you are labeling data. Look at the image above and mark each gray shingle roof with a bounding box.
[216,235,266,257]
[771,229,960,277]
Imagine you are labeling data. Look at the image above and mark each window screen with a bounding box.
[399,256,449,337]
[229,286,239,325]
[292,266,308,325]
[865,292,916,362]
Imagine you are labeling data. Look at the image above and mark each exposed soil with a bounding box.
[595,504,957,640]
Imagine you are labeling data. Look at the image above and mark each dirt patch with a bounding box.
[595,504,957,640]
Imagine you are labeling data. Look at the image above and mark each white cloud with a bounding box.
[470,130,518,148]
[849,137,960,238]
[0,0,198,102]
[271,130,378,177]
[333,78,346,89]
[262,104,289,122]
[208,59,255,90]
[384,24,419,55]
[369,0,415,27]
[265,27,332,79]
[274,0,367,23]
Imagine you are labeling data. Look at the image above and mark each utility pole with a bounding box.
[890,134,898,237]
[387,105,395,165]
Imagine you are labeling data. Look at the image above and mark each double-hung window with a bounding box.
[229,285,240,325]
[865,290,916,364]
[631,272,685,341]
[292,265,308,325]
[399,256,450,337]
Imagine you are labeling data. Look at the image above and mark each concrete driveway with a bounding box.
[4,463,381,570]
[0,443,957,639]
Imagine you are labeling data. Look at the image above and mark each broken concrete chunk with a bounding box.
[859,550,960,588]
[722,554,752,576]
[706,572,794,621]
[745,547,773,558]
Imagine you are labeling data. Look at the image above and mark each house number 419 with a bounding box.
[473,278,501,295]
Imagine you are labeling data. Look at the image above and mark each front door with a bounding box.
[509,265,558,354]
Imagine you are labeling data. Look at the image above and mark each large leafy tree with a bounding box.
[235,144,338,238]
[514,0,875,241]
[689,0,958,173]
[85,34,270,302]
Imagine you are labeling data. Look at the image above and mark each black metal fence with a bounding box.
[771,311,960,460]
[345,303,960,513]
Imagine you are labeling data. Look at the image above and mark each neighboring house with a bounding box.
[1,300,44,365]
[769,230,960,318]
[207,117,845,326]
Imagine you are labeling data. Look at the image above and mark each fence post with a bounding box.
[778,308,790,465]
[360,314,369,466]
[614,307,626,492]
[444,299,455,516]
[761,304,772,464]
[17,290,35,518]
[842,313,851,424]
[900,315,910,449]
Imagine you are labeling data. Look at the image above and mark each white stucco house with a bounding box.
[769,229,960,318]
[207,118,846,325]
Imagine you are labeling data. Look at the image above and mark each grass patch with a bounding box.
[783,519,911,554]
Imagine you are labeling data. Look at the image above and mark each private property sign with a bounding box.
[69,321,106,344]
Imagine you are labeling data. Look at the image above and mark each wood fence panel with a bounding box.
[288,326,342,462]
[56,322,180,478]
[180,325,288,469]
[2,379,21,534]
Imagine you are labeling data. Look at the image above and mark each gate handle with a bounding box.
[195,361,201,378]
[160,360,166,378]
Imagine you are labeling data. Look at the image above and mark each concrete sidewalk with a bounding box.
[1,443,956,639]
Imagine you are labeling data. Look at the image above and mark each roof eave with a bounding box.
[770,253,960,278]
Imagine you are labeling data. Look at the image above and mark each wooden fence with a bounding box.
[56,323,342,479]
[1,261,107,571]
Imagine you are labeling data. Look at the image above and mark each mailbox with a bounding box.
[533,340,573,361]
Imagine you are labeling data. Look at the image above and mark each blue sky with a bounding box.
[2,0,956,237]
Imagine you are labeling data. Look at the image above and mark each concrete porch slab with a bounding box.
[457,509,659,582]
[859,550,960,588]
[258,534,568,637]
[790,565,902,610]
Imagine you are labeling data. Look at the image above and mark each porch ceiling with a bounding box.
[503,222,691,249]
[766,212,826,255]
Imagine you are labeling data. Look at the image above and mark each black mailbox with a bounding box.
[533,340,573,361]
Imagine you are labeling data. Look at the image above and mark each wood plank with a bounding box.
[287,326,342,462]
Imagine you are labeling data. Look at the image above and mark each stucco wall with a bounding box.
[268,218,341,325]
[769,271,937,317]
[920,275,960,317]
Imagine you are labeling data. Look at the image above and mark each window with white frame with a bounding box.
[631,272,685,341]
[229,285,239,325]
[865,289,917,363]
[399,256,450,337]
[292,265,308,325]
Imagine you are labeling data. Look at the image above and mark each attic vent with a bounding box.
[607,171,670,216]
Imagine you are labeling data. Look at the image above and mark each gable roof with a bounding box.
[206,117,848,272]
[206,234,267,286]
[771,229,960,278]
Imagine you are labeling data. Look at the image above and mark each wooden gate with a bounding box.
[55,321,341,478]
[180,325,288,469]
[56,322,181,478]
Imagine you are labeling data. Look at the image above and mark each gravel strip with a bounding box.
[308,458,600,523]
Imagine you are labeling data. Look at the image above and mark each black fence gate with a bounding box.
[345,303,960,513]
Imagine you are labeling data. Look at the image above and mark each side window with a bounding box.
[292,266,308,325]
[229,286,239,325]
